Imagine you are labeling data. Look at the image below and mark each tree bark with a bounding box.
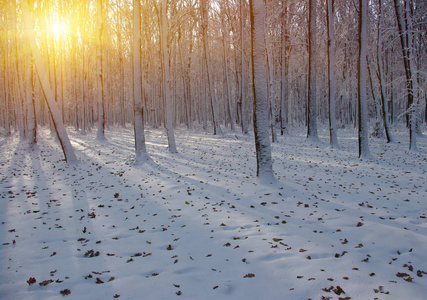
[161,0,178,152]
[201,0,222,135]
[358,0,371,158]
[240,0,248,134]
[249,0,275,181]
[280,0,289,135]
[394,0,418,151]
[133,0,148,162]
[221,15,235,131]
[307,0,319,142]
[96,0,106,141]
[327,0,339,148]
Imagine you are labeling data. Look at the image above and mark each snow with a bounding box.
[1,125,426,300]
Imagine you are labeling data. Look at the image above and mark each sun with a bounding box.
[51,20,69,39]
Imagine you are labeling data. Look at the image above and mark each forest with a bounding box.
[1,0,427,299]
[1,0,426,162]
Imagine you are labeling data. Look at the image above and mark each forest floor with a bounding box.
[0,125,426,300]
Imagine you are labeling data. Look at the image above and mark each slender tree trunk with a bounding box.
[240,0,248,134]
[201,0,222,135]
[178,28,192,130]
[221,18,235,131]
[368,60,383,137]
[117,9,126,128]
[280,1,289,135]
[3,51,11,136]
[394,0,418,151]
[266,43,276,143]
[249,0,274,181]
[21,0,77,163]
[307,0,319,142]
[96,0,106,141]
[327,0,339,148]
[133,0,148,162]
[161,0,178,152]
[358,0,371,158]
[26,45,36,145]
[377,0,393,143]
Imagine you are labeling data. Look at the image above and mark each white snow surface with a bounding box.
[1,126,426,300]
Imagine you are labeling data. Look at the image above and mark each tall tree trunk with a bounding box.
[377,0,393,143]
[240,0,248,134]
[21,0,77,163]
[178,31,192,130]
[96,0,106,141]
[161,0,178,153]
[133,0,148,162]
[307,0,319,142]
[280,0,289,135]
[394,0,418,151]
[266,41,276,143]
[327,0,340,148]
[117,8,126,128]
[221,16,235,131]
[249,0,274,181]
[2,50,11,136]
[26,44,36,145]
[201,0,222,135]
[358,0,371,158]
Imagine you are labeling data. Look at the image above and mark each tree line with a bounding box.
[0,0,426,177]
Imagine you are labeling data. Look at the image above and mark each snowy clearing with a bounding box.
[1,126,426,300]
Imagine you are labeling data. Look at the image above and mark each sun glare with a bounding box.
[52,20,69,39]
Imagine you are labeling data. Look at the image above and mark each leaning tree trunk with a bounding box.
[249,0,274,181]
[327,0,339,149]
[358,0,371,158]
[21,0,77,163]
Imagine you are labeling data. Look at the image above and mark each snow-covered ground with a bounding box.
[1,125,426,300]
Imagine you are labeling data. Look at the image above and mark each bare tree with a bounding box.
[96,0,106,142]
[133,0,148,162]
[201,0,222,135]
[161,0,178,152]
[21,0,77,163]
[394,0,419,151]
[327,0,339,148]
[358,0,371,158]
[377,0,393,143]
[249,0,275,180]
[307,0,319,142]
